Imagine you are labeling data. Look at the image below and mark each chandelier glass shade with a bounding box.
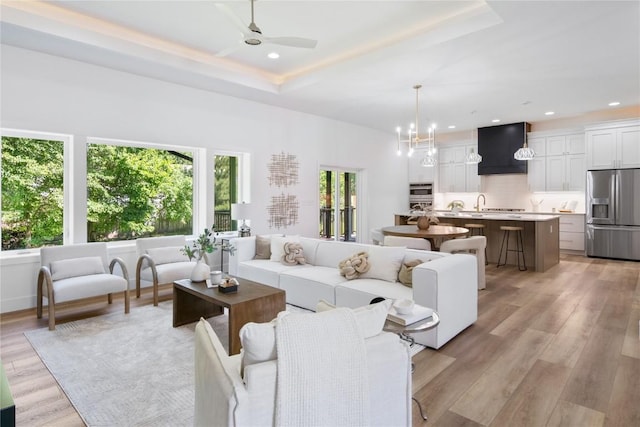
[395,85,437,167]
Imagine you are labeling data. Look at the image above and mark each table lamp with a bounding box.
[231,202,251,237]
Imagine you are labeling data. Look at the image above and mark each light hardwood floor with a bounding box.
[1,254,639,426]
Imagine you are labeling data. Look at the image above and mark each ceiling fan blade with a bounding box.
[262,36,318,49]
[215,3,252,38]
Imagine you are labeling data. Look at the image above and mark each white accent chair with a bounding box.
[135,235,196,306]
[383,235,432,251]
[370,228,384,245]
[194,313,412,427]
[37,242,130,330]
[440,236,487,290]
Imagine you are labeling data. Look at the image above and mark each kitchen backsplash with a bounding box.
[434,174,586,213]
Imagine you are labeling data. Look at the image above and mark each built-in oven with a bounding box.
[409,183,433,209]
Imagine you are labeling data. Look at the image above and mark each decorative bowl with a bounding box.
[393,299,415,315]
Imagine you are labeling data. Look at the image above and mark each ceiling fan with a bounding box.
[215,0,317,56]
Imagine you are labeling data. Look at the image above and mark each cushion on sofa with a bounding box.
[282,242,306,265]
[398,259,425,287]
[270,235,300,262]
[254,235,272,260]
[339,251,370,279]
[146,246,190,265]
[50,256,106,281]
[314,241,370,269]
[359,245,406,283]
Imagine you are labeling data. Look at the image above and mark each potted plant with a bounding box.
[408,203,439,230]
[182,225,235,282]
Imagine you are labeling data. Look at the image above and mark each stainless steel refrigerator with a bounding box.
[586,168,640,261]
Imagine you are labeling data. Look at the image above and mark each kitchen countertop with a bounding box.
[396,211,560,222]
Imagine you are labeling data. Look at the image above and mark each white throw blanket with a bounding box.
[275,308,370,426]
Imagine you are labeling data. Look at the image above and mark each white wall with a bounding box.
[0,45,408,312]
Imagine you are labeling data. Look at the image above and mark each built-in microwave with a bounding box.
[409,183,433,197]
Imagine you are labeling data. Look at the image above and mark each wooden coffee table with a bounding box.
[173,278,286,355]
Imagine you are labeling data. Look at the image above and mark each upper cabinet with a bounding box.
[527,131,586,192]
[438,142,480,192]
[408,150,436,183]
[586,121,640,170]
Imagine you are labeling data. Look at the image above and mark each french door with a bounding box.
[319,168,358,241]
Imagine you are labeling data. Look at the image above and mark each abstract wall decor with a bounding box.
[267,193,299,229]
[267,152,299,187]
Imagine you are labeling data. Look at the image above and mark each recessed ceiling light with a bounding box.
[608,101,620,106]
[267,52,280,59]
[545,111,555,116]
[448,125,456,129]
[492,119,500,123]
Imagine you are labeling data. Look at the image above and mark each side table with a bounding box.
[384,310,440,421]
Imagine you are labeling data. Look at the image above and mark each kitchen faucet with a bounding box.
[475,193,486,212]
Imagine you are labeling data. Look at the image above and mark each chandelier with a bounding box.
[514,127,535,160]
[395,85,437,167]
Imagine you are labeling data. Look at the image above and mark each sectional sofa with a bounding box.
[229,235,478,349]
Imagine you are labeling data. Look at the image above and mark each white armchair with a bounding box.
[194,308,412,426]
[37,242,129,330]
[383,235,432,250]
[135,235,196,306]
[440,236,487,290]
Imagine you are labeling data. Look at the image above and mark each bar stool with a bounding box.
[464,223,488,265]
[497,225,527,271]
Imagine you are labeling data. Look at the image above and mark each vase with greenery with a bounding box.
[181,225,235,282]
[408,203,439,230]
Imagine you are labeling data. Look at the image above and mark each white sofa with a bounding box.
[229,235,478,349]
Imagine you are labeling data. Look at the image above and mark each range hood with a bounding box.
[477,122,531,175]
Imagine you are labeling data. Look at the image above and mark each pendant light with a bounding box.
[465,129,482,164]
[514,126,535,160]
[395,85,437,166]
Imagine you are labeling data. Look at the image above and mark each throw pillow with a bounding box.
[360,245,406,283]
[146,246,190,265]
[281,242,306,265]
[316,299,393,338]
[50,256,106,281]
[239,311,289,375]
[253,235,272,260]
[397,259,425,287]
[338,251,370,280]
[270,235,300,262]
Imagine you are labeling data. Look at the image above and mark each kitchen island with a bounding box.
[394,211,560,272]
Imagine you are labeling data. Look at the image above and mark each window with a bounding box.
[319,169,358,241]
[86,143,194,242]
[1,135,65,250]
[213,155,239,232]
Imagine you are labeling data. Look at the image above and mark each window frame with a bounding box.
[0,129,250,255]
[1,128,72,252]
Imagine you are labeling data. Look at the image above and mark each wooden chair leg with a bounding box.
[108,293,113,304]
[48,302,56,331]
[37,277,43,319]
[124,290,130,314]
[153,282,159,306]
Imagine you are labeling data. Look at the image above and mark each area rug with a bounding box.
[25,302,425,427]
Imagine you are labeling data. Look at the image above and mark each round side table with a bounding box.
[383,310,440,421]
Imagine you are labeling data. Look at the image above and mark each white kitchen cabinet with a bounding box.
[558,214,585,252]
[527,131,585,191]
[438,143,479,192]
[408,150,436,183]
[586,123,640,169]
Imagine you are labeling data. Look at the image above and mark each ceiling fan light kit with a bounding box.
[217,0,318,52]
